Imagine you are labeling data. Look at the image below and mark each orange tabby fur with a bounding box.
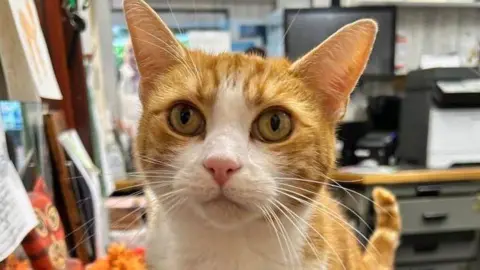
[304,187,401,269]
[125,0,401,269]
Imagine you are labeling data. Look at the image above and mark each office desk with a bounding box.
[333,167,480,270]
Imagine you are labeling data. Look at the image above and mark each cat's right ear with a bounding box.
[123,0,185,97]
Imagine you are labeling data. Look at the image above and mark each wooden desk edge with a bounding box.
[114,168,480,191]
[333,167,480,185]
[115,180,144,191]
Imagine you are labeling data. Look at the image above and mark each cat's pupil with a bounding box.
[180,108,191,125]
[270,114,281,132]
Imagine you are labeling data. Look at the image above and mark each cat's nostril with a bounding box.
[203,157,242,186]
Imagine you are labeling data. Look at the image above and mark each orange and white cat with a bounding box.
[124,0,401,269]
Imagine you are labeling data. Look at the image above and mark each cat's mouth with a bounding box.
[194,194,259,229]
[203,194,246,210]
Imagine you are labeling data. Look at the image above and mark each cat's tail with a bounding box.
[362,187,402,269]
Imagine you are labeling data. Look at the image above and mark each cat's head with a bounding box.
[125,0,377,230]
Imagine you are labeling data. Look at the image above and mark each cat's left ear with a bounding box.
[290,19,377,121]
[124,0,186,102]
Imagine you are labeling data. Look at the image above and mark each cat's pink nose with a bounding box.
[203,157,241,186]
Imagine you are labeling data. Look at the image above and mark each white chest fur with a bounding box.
[145,197,325,270]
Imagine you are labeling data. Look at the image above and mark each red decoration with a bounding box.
[21,178,70,270]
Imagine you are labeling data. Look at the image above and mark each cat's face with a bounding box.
[125,0,377,230]
[136,53,334,228]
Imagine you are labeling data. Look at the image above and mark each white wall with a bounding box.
[110,0,480,72]
[397,8,480,71]
[276,0,480,71]
[111,0,274,22]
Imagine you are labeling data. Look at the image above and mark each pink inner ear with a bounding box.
[289,19,377,121]
[33,177,52,199]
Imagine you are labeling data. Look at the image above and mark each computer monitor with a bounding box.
[284,7,396,77]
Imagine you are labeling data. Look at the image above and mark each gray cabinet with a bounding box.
[399,196,480,234]
[397,262,475,270]
[338,181,480,269]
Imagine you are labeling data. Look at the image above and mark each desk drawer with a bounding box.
[396,232,478,264]
[397,262,474,270]
[399,196,480,234]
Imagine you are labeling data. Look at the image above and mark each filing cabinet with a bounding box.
[338,180,480,269]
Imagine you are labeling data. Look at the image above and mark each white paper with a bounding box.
[58,130,108,258]
[420,54,461,69]
[339,165,398,175]
[437,79,480,94]
[0,0,62,100]
[187,31,231,54]
[0,118,37,261]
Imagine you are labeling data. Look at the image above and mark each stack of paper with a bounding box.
[0,117,37,261]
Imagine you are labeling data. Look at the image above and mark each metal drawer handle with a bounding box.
[422,212,448,222]
[413,242,439,253]
[416,185,440,196]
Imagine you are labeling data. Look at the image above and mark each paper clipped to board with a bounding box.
[0,0,62,101]
[58,130,108,258]
[0,117,38,261]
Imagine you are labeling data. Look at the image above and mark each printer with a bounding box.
[397,68,480,168]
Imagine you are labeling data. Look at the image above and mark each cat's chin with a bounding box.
[191,196,261,230]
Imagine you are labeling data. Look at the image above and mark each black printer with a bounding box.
[397,68,480,168]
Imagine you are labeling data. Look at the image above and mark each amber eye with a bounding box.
[253,109,293,142]
[168,103,205,136]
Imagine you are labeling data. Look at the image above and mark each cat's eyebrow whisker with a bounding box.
[130,35,195,80]
[128,24,198,80]
[135,23,202,82]
[282,8,301,47]
[271,198,324,268]
[276,182,372,232]
[166,0,182,34]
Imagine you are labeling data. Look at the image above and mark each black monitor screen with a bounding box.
[285,7,396,77]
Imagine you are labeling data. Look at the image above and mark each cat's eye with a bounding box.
[253,109,292,142]
[168,103,205,136]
